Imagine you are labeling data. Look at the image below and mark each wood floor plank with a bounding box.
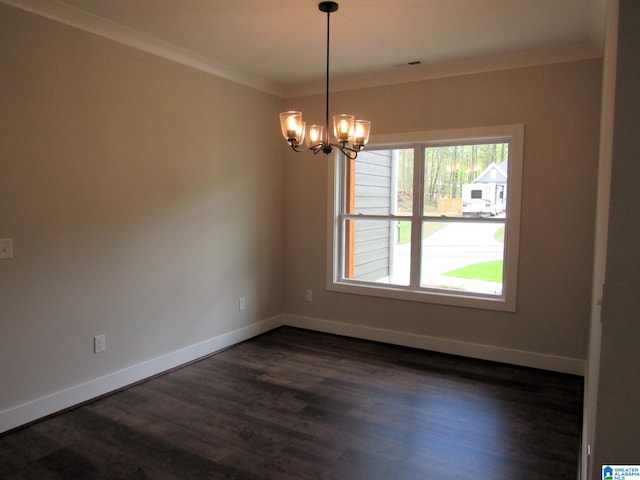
[0,327,583,479]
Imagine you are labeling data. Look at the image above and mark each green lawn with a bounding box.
[397,222,411,244]
[397,223,505,283]
[443,260,503,282]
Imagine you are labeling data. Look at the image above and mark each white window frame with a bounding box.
[327,124,524,312]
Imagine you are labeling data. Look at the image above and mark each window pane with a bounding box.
[421,220,505,296]
[349,149,414,215]
[344,218,410,286]
[423,143,508,218]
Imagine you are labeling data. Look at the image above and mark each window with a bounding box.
[328,125,523,311]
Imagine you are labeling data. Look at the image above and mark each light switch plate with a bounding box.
[0,239,13,259]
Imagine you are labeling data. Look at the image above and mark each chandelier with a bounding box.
[279,1,371,160]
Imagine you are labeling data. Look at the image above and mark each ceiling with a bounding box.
[5,0,607,98]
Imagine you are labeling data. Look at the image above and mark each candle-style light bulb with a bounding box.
[280,111,303,141]
[339,120,349,137]
[333,114,355,143]
[306,125,324,148]
[353,120,371,148]
[287,116,298,136]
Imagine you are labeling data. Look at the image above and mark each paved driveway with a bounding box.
[390,221,505,295]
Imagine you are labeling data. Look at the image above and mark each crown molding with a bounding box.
[3,0,602,100]
[2,0,286,97]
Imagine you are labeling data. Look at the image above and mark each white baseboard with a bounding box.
[0,315,284,434]
[283,314,586,376]
[1,312,585,434]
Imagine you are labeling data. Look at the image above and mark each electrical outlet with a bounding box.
[239,297,246,311]
[94,334,106,354]
[305,289,313,301]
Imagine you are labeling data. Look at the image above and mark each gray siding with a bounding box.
[353,151,394,281]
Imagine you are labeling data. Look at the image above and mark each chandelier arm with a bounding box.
[336,145,359,160]
[289,141,333,156]
[309,142,326,154]
[289,142,305,153]
[292,140,359,159]
[329,141,362,160]
[329,142,362,154]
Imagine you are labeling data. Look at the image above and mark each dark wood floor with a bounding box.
[1,327,583,479]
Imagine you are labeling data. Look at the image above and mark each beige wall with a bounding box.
[0,4,285,413]
[284,59,602,363]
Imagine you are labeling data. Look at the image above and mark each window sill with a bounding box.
[327,280,516,312]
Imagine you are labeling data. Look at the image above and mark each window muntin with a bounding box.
[329,125,523,311]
